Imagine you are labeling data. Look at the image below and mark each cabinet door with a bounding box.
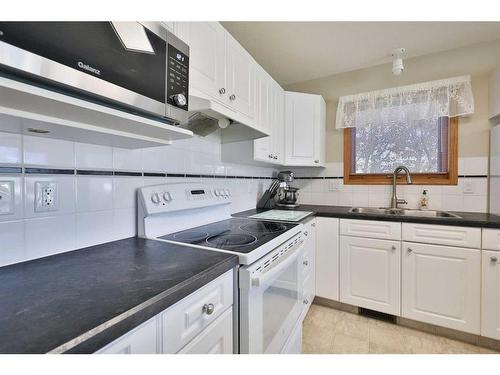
[315,217,339,301]
[272,82,285,164]
[176,22,226,104]
[96,318,158,354]
[340,236,401,315]
[178,308,233,354]
[402,242,480,334]
[226,35,254,119]
[253,68,272,162]
[481,250,500,340]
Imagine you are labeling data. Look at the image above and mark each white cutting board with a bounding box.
[248,210,313,222]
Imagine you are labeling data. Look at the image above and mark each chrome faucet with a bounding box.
[391,166,413,209]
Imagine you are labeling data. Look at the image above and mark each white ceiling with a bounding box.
[221,22,500,85]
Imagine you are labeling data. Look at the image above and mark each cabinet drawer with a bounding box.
[161,270,233,353]
[402,223,481,248]
[178,307,233,354]
[340,219,401,240]
[482,229,500,251]
[96,317,158,354]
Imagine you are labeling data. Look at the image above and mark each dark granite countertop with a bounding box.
[234,205,500,228]
[0,237,238,354]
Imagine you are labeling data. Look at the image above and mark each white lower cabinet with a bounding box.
[96,318,159,354]
[402,242,481,334]
[178,308,233,354]
[339,236,401,315]
[315,217,339,301]
[96,270,234,354]
[481,250,500,340]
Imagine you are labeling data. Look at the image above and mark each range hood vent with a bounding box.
[181,94,269,143]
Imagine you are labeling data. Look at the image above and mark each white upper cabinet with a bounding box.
[284,91,326,166]
[226,34,255,120]
[174,22,226,105]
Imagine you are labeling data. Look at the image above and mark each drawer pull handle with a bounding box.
[303,299,309,305]
[229,94,236,101]
[219,87,226,94]
[491,256,499,263]
[407,248,413,254]
[304,231,309,236]
[303,260,309,266]
[202,303,215,315]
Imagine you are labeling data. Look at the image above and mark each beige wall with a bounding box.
[284,39,500,162]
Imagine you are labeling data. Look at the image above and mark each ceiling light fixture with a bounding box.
[391,48,406,76]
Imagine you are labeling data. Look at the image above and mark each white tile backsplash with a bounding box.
[23,135,75,168]
[0,220,25,266]
[76,176,113,212]
[0,130,277,266]
[0,133,22,164]
[76,211,114,248]
[75,143,113,169]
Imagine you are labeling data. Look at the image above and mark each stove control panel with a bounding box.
[139,183,232,216]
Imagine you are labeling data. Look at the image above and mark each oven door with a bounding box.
[239,235,305,354]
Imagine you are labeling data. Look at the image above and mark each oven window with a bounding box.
[262,260,299,351]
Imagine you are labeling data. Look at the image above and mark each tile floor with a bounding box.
[302,304,499,354]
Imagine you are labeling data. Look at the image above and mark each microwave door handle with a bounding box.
[110,22,155,54]
[251,239,305,288]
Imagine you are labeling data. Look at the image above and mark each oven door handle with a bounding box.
[251,239,305,288]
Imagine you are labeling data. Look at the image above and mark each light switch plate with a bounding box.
[35,181,59,212]
[0,181,14,215]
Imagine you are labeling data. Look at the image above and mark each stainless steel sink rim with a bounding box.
[348,207,461,218]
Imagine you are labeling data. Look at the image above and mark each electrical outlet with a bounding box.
[463,181,475,195]
[35,181,59,212]
[0,181,14,215]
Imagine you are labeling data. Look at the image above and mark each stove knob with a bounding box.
[163,192,171,202]
[170,93,187,107]
[150,192,161,204]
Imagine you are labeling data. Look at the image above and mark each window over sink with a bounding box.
[343,116,458,185]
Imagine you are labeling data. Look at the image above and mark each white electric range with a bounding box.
[138,182,307,354]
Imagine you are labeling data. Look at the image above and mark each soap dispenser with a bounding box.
[419,189,429,210]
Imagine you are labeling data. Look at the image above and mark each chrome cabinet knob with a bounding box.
[170,93,187,107]
[303,260,309,266]
[229,94,236,101]
[219,88,226,94]
[202,303,215,315]
[407,248,413,254]
[314,160,319,163]
[304,231,309,236]
[273,155,278,159]
[311,223,316,227]
[303,299,309,305]
[268,154,273,159]
[391,245,396,251]
[491,256,498,263]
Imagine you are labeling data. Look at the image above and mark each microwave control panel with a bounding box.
[166,44,189,110]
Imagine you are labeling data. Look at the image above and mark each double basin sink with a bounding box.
[349,207,461,218]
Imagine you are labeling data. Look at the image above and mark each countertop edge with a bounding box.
[55,255,238,354]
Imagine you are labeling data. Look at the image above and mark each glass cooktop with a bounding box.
[159,218,298,253]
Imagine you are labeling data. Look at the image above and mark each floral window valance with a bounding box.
[335,75,474,129]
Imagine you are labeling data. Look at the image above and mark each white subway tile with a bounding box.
[113,208,137,240]
[25,215,76,260]
[76,176,113,212]
[463,195,488,213]
[0,132,22,164]
[464,157,488,176]
[338,192,353,206]
[0,176,23,222]
[113,177,143,209]
[112,148,142,171]
[0,220,25,266]
[352,192,369,206]
[24,175,76,218]
[23,135,75,168]
[75,143,113,169]
[76,211,114,248]
[441,195,464,212]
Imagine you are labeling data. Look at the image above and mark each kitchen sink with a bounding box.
[349,207,461,218]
